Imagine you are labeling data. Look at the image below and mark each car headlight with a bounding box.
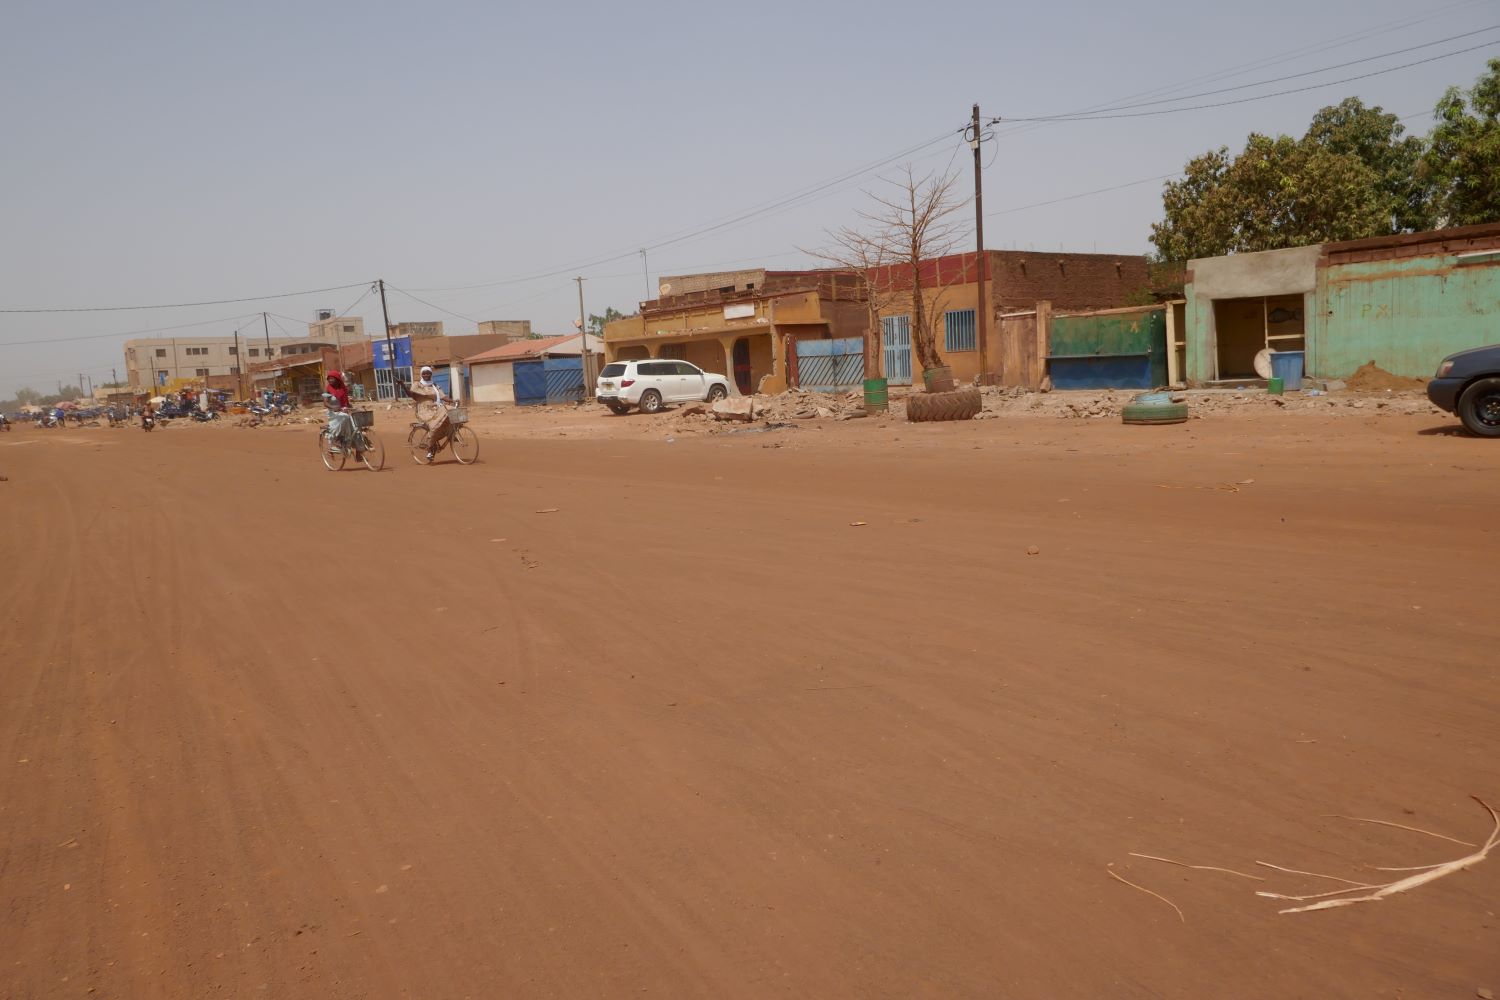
[1436,360,1455,377]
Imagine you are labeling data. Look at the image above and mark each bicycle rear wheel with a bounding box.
[318,429,345,471]
[357,430,385,471]
[451,426,479,465]
[407,425,433,465]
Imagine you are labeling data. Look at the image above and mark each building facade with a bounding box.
[603,271,868,396]
[1183,222,1500,384]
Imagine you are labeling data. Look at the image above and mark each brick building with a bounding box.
[872,250,1151,386]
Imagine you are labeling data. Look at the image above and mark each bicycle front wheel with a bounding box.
[358,430,385,471]
[451,426,479,465]
[318,429,345,471]
[407,425,433,465]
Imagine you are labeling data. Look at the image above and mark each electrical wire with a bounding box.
[0,313,262,348]
[0,281,373,315]
[996,41,1498,123]
[406,130,963,295]
[988,0,1493,142]
[385,285,481,325]
[993,28,1498,123]
[986,173,1183,218]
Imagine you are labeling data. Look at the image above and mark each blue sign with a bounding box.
[373,336,413,370]
[157,371,167,386]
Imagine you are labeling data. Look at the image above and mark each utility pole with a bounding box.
[575,276,593,399]
[78,373,84,398]
[378,279,398,400]
[970,103,990,385]
[640,249,651,301]
[233,330,244,399]
[262,313,273,400]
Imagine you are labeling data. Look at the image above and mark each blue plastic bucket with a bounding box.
[1270,351,1305,391]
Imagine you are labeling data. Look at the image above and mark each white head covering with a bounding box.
[419,366,433,379]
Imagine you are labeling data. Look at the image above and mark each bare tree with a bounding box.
[822,166,968,379]
[807,225,901,377]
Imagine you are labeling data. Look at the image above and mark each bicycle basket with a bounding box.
[352,410,374,429]
[448,408,468,427]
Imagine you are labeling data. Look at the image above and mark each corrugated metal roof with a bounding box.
[466,334,601,365]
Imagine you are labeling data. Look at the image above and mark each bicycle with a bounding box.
[407,406,479,465]
[318,409,385,472]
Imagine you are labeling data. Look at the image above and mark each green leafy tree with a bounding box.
[1151,98,1435,260]
[587,307,625,336]
[1304,98,1434,232]
[1425,58,1500,227]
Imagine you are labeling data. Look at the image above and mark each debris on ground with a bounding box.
[1345,361,1427,392]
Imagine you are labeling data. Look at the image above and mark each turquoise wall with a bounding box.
[1313,253,1500,378]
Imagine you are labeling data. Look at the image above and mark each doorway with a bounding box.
[732,338,753,395]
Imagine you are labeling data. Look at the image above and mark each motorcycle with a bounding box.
[142,414,155,433]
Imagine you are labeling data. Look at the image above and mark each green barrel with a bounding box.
[1267,376,1285,395]
[864,377,889,414]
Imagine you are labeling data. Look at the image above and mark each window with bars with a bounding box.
[944,309,976,352]
[195,368,209,377]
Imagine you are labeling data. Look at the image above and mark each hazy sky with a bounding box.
[2,0,1496,398]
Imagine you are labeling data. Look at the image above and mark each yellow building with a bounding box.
[603,271,867,396]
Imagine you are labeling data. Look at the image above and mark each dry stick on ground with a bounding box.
[1128,853,1265,881]
[1107,866,1185,923]
[1325,815,1477,848]
[1255,862,1375,886]
[1267,797,1500,915]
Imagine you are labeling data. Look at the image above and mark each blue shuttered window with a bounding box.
[944,309,977,352]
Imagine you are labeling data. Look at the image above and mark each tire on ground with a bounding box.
[905,388,982,423]
[1121,401,1189,425]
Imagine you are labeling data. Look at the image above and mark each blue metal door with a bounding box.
[881,316,912,385]
[514,360,547,406]
[543,356,584,404]
[795,337,866,391]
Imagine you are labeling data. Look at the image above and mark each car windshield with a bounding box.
[600,364,627,377]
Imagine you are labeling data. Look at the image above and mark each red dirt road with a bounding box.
[3,411,1498,998]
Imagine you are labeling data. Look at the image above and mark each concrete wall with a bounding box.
[1183,245,1322,384]
[470,360,515,404]
[1313,253,1500,377]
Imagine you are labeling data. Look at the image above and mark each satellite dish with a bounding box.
[573,318,584,330]
[658,282,672,295]
[1253,349,1273,379]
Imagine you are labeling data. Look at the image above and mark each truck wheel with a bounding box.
[706,384,728,402]
[1458,377,1500,437]
[639,390,664,414]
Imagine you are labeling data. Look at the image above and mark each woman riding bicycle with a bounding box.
[324,372,363,463]
[410,365,454,462]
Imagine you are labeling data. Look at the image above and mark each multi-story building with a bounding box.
[308,315,367,350]
[123,314,382,394]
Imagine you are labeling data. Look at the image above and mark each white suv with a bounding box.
[596,360,732,415]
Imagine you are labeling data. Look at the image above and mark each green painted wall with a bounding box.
[1049,308,1167,387]
[1312,254,1500,378]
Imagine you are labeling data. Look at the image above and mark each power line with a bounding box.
[0,281,373,315]
[987,1,1492,142]
[0,312,261,348]
[994,41,1499,123]
[986,173,1184,218]
[384,284,482,325]
[406,130,962,295]
[1015,25,1497,119]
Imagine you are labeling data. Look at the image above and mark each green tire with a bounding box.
[1121,402,1189,425]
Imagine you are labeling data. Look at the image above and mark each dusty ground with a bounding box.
[2,395,1498,999]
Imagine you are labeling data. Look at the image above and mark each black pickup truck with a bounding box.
[1427,344,1500,437]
